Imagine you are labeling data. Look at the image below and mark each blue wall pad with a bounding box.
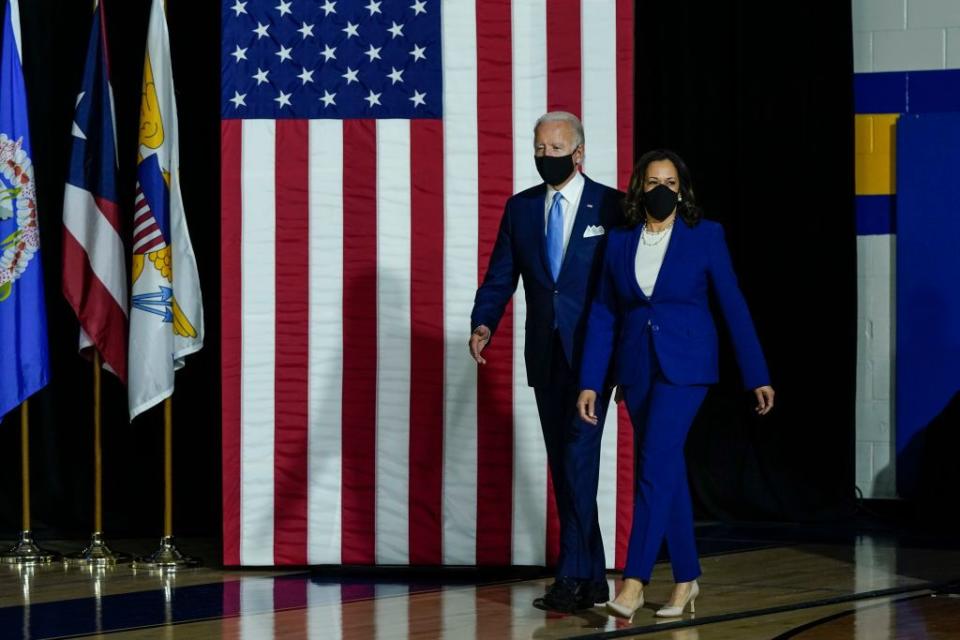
[855,69,960,114]
[855,72,908,113]
[855,195,896,235]
[895,113,960,496]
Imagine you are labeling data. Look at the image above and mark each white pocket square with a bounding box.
[583,225,605,238]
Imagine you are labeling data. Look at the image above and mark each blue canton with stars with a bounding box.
[222,0,441,119]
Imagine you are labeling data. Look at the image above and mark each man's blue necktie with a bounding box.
[546,191,564,281]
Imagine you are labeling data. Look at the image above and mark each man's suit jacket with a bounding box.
[580,218,770,393]
[471,175,623,387]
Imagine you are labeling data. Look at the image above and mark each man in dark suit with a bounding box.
[469,112,623,612]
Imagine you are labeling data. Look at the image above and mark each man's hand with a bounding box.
[754,385,775,415]
[469,325,491,365]
[577,390,599,426]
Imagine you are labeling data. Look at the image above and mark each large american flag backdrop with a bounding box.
[221,0,634,566]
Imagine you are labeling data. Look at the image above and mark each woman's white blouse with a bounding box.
[634,225,673,297]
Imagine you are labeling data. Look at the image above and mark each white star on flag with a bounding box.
[365,0,382,15]
[409,90,426,107]
[341,67,359,84]
[253,22,269,39]
[298,23,315,39]
[365,45,382,62]
[276,45,293,63]
[321,0,336,15]
[252,67,269,84]
[275,0,292,17]
[231,45,247,62]
[364,90,382,107]
[231,0,247,16]
[230,91,247,108]
[342,22,359,38]
[387,67,404,84]
[410,0,427,16]
[388,22,404,39]
[298,68,315,84]
[275,91,292,108]
[320,90,336,107]
[320,44,337,61]
[409,44,426,61]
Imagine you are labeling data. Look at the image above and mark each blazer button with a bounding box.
[647,319,652,326]
[652,324,660,332]
[554,290,559,295]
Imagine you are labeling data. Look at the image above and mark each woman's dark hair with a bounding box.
[623,149,703,228]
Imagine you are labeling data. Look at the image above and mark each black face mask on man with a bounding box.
[642,184,680,221]
[535,153,576,187]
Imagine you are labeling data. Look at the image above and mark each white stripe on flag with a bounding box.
[510,0,548,566]
[62,184,128,310]
[376,119,412,565]
[240,119,276,565]
[441,0,480,566]
[308,120,343,565]
[581,0,619,185]
[581,0,621,567]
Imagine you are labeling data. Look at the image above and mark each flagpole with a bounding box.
[0,400,59,564]
[65,352,130,566]
[133,396,198,570]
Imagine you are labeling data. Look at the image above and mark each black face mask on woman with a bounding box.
[642,184,679,221]
[535,153,576,187]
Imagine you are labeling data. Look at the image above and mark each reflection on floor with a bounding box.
[0,526,959,639]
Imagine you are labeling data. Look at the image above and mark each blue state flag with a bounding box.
[0,0,50,418]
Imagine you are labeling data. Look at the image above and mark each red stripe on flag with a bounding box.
[273,120,310,565]
[475,0,514,566]
[547,0,583,116]
[615,403,634,569]
[544,0,584,569]
[61,230,128,382]
[615,0,635,571]
[545,470,560,568]
[93,195,123,236]
[408,120,445,565]
[133,223,160,243]
[221,120,243,566]
[136,236,166,254]
[616,0,635,191]
[341,120,378,565]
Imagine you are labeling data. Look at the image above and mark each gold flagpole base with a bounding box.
[0,531,61,565]
[132,536,199,571]
[64,532,132,566]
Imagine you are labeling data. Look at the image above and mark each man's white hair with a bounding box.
[533,111,585,148]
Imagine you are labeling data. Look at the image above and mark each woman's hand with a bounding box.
[577,390,599,426]
[754,386,775,415]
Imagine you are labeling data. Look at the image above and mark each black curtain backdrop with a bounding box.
[0,0,856,545]
[633,1,857,521]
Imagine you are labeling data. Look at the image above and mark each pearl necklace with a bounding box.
[640,221,674,247]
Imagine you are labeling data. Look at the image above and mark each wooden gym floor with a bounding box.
[0,525,958,639]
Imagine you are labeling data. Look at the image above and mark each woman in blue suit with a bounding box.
[576,150,775,619]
